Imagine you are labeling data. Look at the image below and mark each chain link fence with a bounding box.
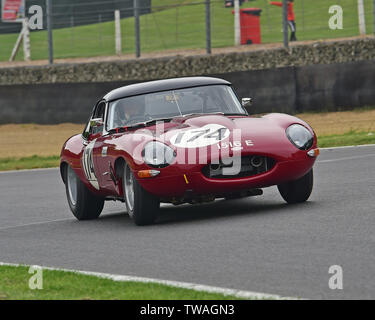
[0,0,374,62]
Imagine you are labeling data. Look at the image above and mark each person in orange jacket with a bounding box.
[269,0,297,41]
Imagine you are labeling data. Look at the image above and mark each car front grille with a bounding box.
[202,155,275,179]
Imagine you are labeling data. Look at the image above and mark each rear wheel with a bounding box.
[65,165,104,220]
[123,164,160,226]
[277,169,313,204]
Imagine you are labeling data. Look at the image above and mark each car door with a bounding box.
[80,102,105,191]
[85,100,113,193]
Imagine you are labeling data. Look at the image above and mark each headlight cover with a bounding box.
[142,141,176,168]
[286,124,314,150]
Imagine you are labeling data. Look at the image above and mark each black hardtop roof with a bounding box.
[103,77,231,102]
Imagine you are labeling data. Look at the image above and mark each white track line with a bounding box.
[0,262,299,300]
[317,153,375,163]
[0,218,73,232]
[0,167,58,174]
[320,144,375,151]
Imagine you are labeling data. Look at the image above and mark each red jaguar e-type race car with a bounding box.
[60,77,319,225]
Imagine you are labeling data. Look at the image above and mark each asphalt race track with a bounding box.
[0,146,374,299]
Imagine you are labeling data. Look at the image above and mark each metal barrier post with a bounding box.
[134,0,141,58]
[234,0,240,46]
[115,10,122,55]
[46,0,54,64]
[357,0,366,35]
[205,0,211,54]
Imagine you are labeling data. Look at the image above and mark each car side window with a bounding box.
[82,121,90,140]
[91,101,106,135]
[94,102,106,120]
[82,101,106,140]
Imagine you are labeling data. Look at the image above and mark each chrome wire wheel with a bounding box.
[67,165,78,206]
[124,165,135,214]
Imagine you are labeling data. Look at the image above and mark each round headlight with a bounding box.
[142,141,176,168]
[286,124,314,150]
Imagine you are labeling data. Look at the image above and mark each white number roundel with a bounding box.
[170,124,230,148]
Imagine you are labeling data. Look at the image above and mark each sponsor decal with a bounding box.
[217,139,254,150]
[82,139,99,190]
[170,124,230,148]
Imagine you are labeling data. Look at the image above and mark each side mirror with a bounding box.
[242,98,253,108]
[90,118,104,128]
[89,118,104,137]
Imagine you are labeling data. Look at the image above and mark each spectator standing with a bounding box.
[269,0,297,41]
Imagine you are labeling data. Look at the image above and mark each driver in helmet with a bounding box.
[123,103,141,123]
[113,98,145,127]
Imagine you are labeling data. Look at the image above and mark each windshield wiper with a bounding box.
[141,117,175,126]
[108,112,247,135]
[222,113,248,116]
[181,112,247,117]
[181,112,224,117]
[108,117,174,134]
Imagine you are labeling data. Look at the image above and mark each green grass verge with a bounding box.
[0,155,60,171]
[318,131,375,148]
[0,0,373,61]
[0,265,242,300]
[0,131,374,171]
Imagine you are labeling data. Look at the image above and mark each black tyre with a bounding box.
[65,165,104,220]
[277,169,313,204]
[123,163,160,226]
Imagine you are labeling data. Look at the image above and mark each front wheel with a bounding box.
[65,165,104,220]
[123,164,160,226]
[277,169,313,204]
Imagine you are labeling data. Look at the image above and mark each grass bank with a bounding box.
[0,155,60,171]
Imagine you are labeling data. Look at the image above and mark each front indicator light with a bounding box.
[137,170,160,178]
[307,148,320,157]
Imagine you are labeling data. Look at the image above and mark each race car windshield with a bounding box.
[106,85,246,130]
